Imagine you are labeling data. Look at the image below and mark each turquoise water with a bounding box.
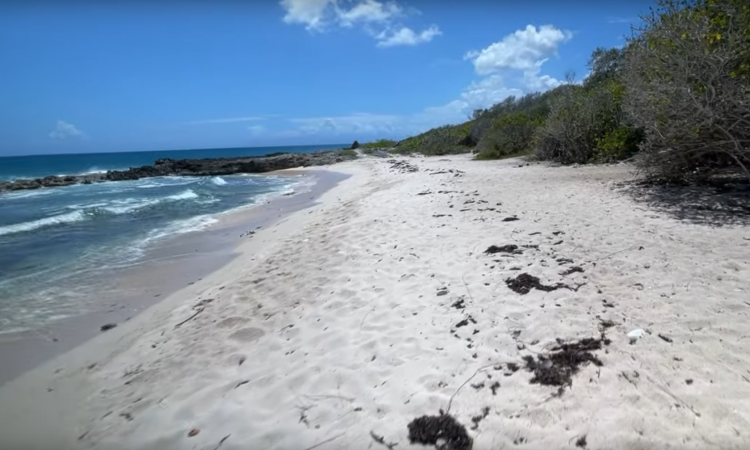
[0,145,342,334]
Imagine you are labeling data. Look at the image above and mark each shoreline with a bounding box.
[2,155,749,449]
[0,169,349,386]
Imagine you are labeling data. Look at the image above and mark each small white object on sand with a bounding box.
[628,329,645,344]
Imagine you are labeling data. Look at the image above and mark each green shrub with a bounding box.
[594,126,643,161]
[475,113,540,159]
[393,123,474,155]
[361,139,398,149]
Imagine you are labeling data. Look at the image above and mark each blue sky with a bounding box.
[0,1,652,156]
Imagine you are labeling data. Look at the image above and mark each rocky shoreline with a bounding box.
[0,150,356,193]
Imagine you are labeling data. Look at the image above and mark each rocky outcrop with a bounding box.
[0,150,355,193]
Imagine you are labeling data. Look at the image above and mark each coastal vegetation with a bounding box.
[364,0,750,181]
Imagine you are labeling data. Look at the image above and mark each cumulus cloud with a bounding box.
[447,24,571,114]
[49,120,84,140]
[465,25,571,74]
[279,0,440,47]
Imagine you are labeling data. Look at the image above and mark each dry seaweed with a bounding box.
[505,273,566,295]
[522,336,607,390]
[407,413,473,450]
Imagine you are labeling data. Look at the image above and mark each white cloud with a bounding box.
[337,0,402,27]
[280,0,334,30]
[375,25,441,47]
[49,120,84,140]
[448,24,572,113]
[187,116,264,125]
[466,24,571,74]
[279,0,440,47]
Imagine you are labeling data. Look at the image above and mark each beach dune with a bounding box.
[1,155,749,450]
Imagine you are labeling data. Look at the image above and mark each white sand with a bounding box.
[2,155,750,450]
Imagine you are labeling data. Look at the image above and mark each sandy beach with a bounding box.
[1,154,749,450]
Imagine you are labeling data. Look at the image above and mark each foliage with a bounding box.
[392,122,474,155]
[338,149,358,157]
[535,77,640,164]
[360,139,398,149]
[622,0,750,179]
[475,112,541,159]
[469,92,556,149]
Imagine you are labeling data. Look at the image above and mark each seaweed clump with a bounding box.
[505,273,564,295]
[522,336,606,390]
[407,413,473,450]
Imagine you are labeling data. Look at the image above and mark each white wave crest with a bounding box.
[140,214,218,245]
[166,189,199,201]
[210,176,228,186]
[0,211,87,236]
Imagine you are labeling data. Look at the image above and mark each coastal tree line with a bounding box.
[380,0,750,181]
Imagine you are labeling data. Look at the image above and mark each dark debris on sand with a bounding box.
[407,413,473,450]
[470,407,490,430]
[522,335,608,390]
[505,273,565,295]
[387,160,418,173]
[484,244,522,255]
[560,266,584,276]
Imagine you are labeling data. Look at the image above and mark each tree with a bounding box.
[585,47,626,86]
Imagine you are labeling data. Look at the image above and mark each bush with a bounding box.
[475,113,540,159]
[361,139,398,149]
[393,123,474,155]
[535,64,640,164]
[622,0,750,180]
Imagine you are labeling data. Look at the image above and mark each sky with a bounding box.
[0,0,652,156]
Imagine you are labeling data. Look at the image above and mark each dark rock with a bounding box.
[0,150,357,194]
[351,140,360,149]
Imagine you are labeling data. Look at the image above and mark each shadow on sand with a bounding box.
[621,176,750,227]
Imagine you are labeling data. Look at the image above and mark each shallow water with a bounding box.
[0,172,313,334]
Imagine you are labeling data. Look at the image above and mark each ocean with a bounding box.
[0,145,343,335]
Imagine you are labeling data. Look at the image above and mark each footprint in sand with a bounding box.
[228,327,265,343]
